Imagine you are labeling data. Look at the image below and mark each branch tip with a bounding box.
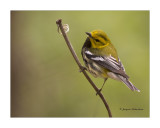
[56,19,62,25]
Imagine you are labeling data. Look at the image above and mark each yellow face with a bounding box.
[87,30,111,48]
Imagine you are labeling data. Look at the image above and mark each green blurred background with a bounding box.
[11,11,149,117]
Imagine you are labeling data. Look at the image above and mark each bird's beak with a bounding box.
[85,32,92,38]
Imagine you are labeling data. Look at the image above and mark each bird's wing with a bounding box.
[84,50,129,78]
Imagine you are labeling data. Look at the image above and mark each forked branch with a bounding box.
[56,19,112,117]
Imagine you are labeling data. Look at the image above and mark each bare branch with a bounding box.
[56,19,112,117]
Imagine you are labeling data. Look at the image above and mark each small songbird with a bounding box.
[81,30,140,92]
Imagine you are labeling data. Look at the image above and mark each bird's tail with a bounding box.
[118,75,140,92]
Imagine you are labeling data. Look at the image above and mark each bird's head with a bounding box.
[86,30,111,48]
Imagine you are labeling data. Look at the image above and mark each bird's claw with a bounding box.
[79,66,87,72]
[96,89,102,95]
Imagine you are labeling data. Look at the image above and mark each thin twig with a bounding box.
[56,19,112,117]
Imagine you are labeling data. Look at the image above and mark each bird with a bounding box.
[81,30,140,92]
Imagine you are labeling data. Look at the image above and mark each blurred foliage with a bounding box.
[11,11,149,117]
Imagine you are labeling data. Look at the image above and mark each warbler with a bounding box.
[81,30,140,92]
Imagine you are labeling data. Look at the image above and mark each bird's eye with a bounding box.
[95,39,99,42]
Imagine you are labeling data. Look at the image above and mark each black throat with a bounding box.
[82,37,91,49]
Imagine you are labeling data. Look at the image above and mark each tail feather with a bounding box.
[118,75,140,92]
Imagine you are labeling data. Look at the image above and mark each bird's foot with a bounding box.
[96,88,102,95]
[79,66,87,72]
